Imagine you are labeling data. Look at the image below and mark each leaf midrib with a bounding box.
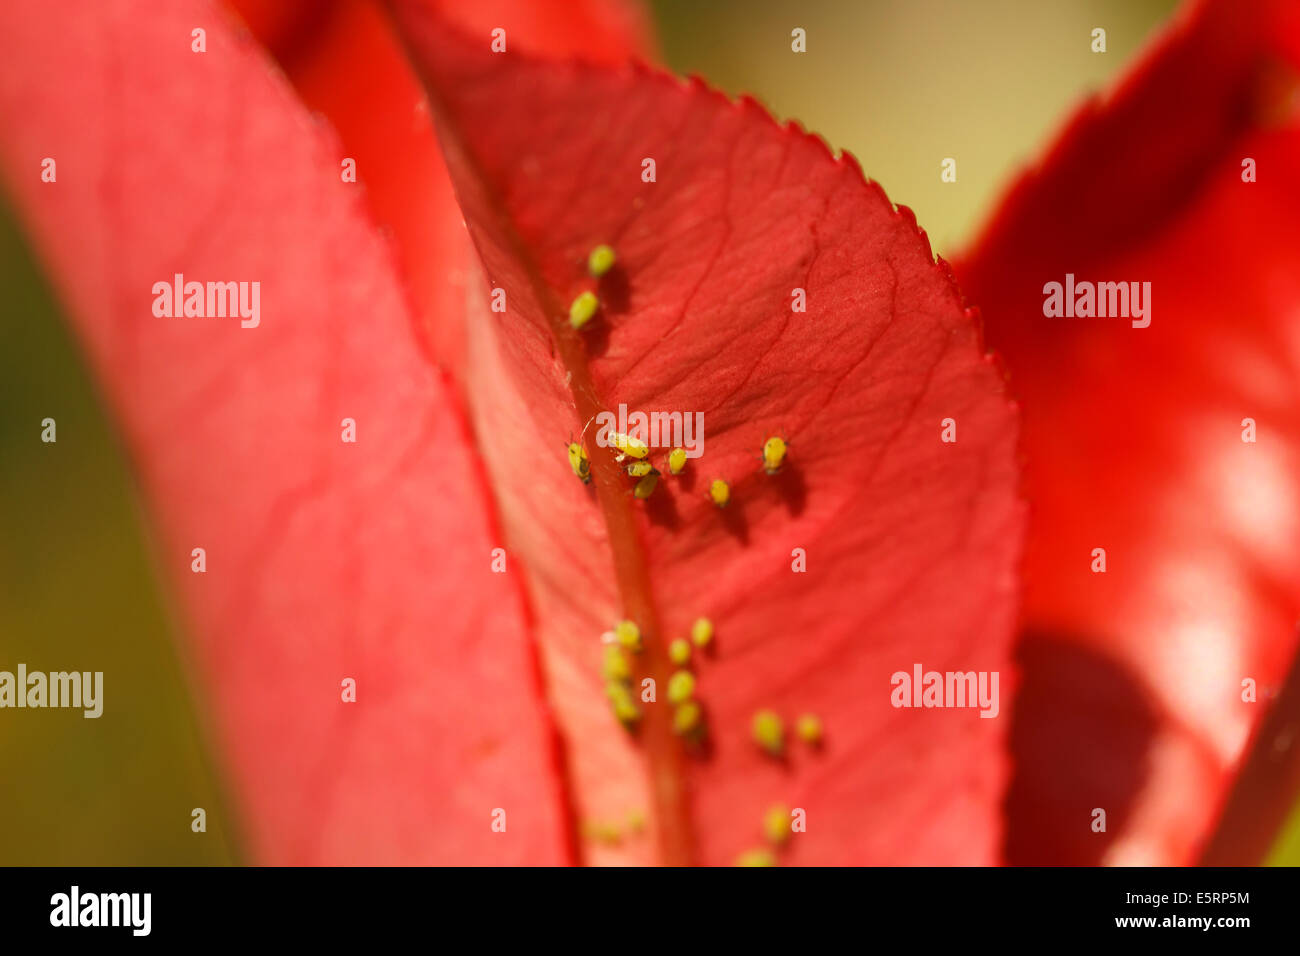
[391,13,695,866]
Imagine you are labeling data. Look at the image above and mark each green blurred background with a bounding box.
[3,0,1296,864]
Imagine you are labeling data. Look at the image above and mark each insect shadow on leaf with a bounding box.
[643,479,680,530]
[718,491,749,545]
[769,460,807,518]
[575,311,611,358]
[595,261,630,316]
[672,454,697,493]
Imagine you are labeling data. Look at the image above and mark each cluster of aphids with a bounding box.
[564,244,820,863]
[566,430,666,500]
[565,243,615,331]
[563,244,790,505]
[602,611,825,866]
[601,617,714,741]
[568,434,788,504]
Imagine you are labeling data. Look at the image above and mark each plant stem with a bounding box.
[1198,636,1300,864]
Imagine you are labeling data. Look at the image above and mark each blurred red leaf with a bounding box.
[0,0,572,864]
[955,0,1300,865]
[0,0,1025,865]
[225,0,652,376]
[386,1,1024,864]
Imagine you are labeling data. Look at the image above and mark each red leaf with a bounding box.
[386,2,1024,864]
[955,0,1300,864]
[224,0,653,375]
[0,0,571,864]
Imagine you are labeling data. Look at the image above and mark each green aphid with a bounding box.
[709,478,730,508]
[762,435,788,475]
[611,432,650,460]
[796,713,823,746]
[626,460,655,478]
[580,819,622,845]
[668,638,691,666]
[735,848,778,867]
[569,290,600,330]
[691,617,714,649]
[613,698,640,727]
[567,442,591,484]
[587,244,617,278]
[763,804,792,846]
[673,700,704,737]
[614,619,642,653]
[667,447,687,475]
[752,709,785,756]
[667,670,696,705]
[602,645,631,683]
[633,472,660,499]
[607,682,640,727]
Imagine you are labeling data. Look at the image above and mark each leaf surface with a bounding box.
[0,0,571,864]
[226,0,653,375]
[388,1,1024,864]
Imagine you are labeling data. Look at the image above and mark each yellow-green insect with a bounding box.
[667,670,695,705]
[626,460,655,478]
[612,698,640,727]
[735,848,777,867]
[673,700,704,737]
[667,447,687,475]
[752,709,784,756]
[587,244,617,278]
[668,638,691,666]
[602,645,631,683]
[796,713,823,746]
[763,804,792,846]
[762,436,788,475]
[611,432,649,460]
[567,442,591,484]
[569,290,600,330]
[633,472,659,499]
[691,617,713,649]
[614,619,642,653]
[580,818,623,845]
[606,682,640,727]
[709,478,730,508]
